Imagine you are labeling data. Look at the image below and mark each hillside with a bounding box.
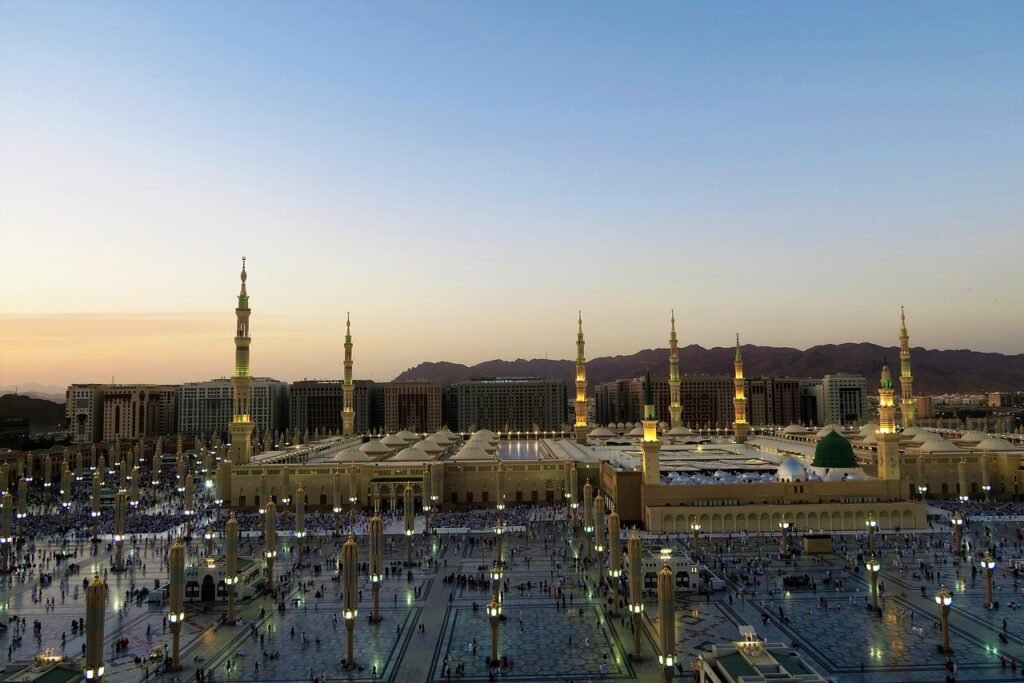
[393,343,1024,394]
[0,394,66,433]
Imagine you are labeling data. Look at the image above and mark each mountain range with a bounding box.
[393,343,1024,394]
[0,393,66,432]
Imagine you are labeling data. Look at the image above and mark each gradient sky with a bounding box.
[1,1,1022,389]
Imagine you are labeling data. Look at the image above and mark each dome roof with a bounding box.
[588,427,615,438]
[473,429,497,442]
[776,458,806,482]
[858,422,879,435]
[466,437,497,453]
[616,422,625,429]
[393,447,432,461]
[413,439,445,454]
[668,426,696,436]
[627,426,644,437]
[812,431,858,468]
[860,432,877,445]
[974,437,1016,452]
[959,430,989,443]
[658,421,669,430]
[816,424,845,439]
[452,444,492,461]
[901,426,926,437]
[395,430,419,443]
[782,424,807,435]
[428,433,455,447]
[915,438,959,452]
[380,434,407,448]
[360,440,391,456]
[334,447,372,462]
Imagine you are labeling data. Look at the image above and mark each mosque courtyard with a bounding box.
[1,508,1021,683]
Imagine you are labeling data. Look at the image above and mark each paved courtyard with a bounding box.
[2,511,1022,682]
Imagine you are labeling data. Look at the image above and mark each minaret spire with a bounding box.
[898,306,915,427]
[876,357,902,480]
[732,333,749,443]
[668,310,682,429]
[574,311,589,444]
[342,312,355,436]
[228,257,254,465]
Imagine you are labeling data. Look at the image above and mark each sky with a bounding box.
[1,1,1022,389]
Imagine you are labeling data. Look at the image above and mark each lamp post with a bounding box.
[628,531,643,660]
[657,548,676,683]
[203,529,214,558]
[594,494,605,583]
[690,520,702,558]
[90,469,102,538]
[85,574,106,681]
[608,506,621,617]
[583,480,594,566]
[778,518,790,555]
[264,501,277,592]
[866,554,880,612]
[917,484,927,501]
[0,493,13,578]
[566,464,578,528]
[487,600,502,666]
[865,512,877,555]
[404,485,414,565]
[369,507,383,622]
[333,472,343,536]
[935,584,953,654]
[982,552,996,609]
[168,538,185,671]
[225,514,238,623]
[342,530,359,668]
[113,491,126,571]
[951,512,963,553]
[61,466,72,510]
[294,484,306,566]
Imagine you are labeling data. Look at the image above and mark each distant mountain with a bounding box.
[0,394,65,433]
[393,343,1024,394]
[0,384,65,402]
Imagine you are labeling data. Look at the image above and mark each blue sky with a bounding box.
[1,1,1021,385]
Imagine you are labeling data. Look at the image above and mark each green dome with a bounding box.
[812,431,858,468]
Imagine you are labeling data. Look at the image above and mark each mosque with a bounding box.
[209,260,960,536]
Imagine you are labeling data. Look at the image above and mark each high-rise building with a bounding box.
[449,378,567,432]
[178,379,288,436]
[384,382,443,433]
[290,380,379,434]
[66,384,104,443]
[100,385,178,441]
[822,374,867,425]
[916,395,935,418]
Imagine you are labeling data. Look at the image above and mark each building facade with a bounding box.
[384,382,443,433]
[448,378,567,432]
[100,385,178,441]
[178,378,288,436]
[66,384,104,443]
[821,374,867,425]
[289,380,379,434]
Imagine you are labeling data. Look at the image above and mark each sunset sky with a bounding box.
[1,1,1022,390]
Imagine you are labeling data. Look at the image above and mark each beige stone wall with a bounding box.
[644,500,925,533]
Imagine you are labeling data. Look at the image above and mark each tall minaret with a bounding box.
[876,358,902,481]
[640,370,661,485]
[898,306,916,427]
[732,334,750,444]
[574,311,589,444]
[342,312,355,436]
[228,258,254,465]
[668,310,682,429]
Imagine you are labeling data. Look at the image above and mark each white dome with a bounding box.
[627,426,644,437]
[859,422,879,435]
[395,430,419,443]
[380,434,406,448]
[452,444,492,461]
[334,447,372,462]
[974,437,1017,451]
[776,458,806,482]
[782,424,807,435]
[916,438,959,452]
[860,432,878,445]
[959,430,989,443]
[392,447,431,461]
[816,424,845,438]
[466,437,497,453]
[473,429,498,443]
[588,427,615,438]
[413,439,444,455]
[625,422,635,429]
[900,427,926,437]
[428,433,455,447]
[616,422,625,430]
[360,440,391,456]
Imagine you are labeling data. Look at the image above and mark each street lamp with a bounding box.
[657,548,676,682]
[865,513,877,555]
[866,554,880,612]
[917,483,927,500]
[981,552,996,609]
[487,600,502,666]
[951,512,964,553]
[778,518,791,555]
[690,521,701,558]
[934,584,953,654]
[628,531,644,660]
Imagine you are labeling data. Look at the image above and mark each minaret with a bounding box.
[732,334,750,444]
[228,257,255,465]
[574,311,589,444]
[342,312,355,436]
[641,370,661,486]
[899,306,916,427]
[668,310,682,429]
[876,358,902,481]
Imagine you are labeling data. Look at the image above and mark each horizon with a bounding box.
[2,2,1022,388]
